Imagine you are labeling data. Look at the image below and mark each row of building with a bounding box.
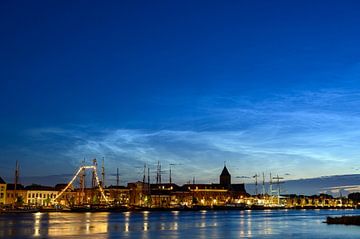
[0,178,60,206]
[1,166,357,209]
[0,166,249,208]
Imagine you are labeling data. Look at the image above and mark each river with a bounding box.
[0,209,359,238]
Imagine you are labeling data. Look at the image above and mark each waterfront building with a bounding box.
[5,184,27,205]
[127,166,248,208]
[0,177,6,205]
[105,185,130,205]
[149,183,182,208]
[25,184,59,206]
[128,181,147,206]
[183,167,248,206]
[6,183,59,207]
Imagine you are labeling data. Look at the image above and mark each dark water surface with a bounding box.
[0,209,359,238]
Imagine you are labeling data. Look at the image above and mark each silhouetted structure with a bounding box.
[126,166,247,207]
[220,166,231,188]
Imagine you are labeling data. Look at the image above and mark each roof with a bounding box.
[25,184,55,191]
[220,166,230,177]
[151,183,180,189]
[6,184,25,190]
[106,185,128,190]
[230,183,246,192]
[0,177,6,184]
[55,184,68,190]
[181,184,229,191]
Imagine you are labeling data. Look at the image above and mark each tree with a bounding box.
[44,197,51,206]
[16,196,24,206]
[348,192,360,202]
[92,195,99,204]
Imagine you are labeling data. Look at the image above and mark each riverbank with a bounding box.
[0,205,357,214]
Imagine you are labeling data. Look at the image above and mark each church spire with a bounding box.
[220,165,231,187]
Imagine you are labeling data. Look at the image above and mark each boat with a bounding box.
[70,204,110,212]
[1,207,39,213]
[213,203,247,210]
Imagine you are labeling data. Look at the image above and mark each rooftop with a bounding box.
[0,177,6,184]
[220,166,230,177]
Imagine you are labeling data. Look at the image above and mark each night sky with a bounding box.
[1,1,360,194]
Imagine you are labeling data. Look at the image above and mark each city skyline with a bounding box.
[1,1,360,195]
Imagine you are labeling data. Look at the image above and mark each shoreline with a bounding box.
[1,206,358,214]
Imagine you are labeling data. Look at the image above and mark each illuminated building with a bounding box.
[25,185,58,206]
[127,166,248,207]
[5,184,27,205]
[0,177,6,205]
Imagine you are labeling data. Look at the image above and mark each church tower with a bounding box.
[220,165,231,188]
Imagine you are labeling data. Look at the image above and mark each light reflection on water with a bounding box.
[0,209,359,238]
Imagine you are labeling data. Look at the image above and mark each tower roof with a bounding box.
[220,166,230,177]
[0,177,5,184]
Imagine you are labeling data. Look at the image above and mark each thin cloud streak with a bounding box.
[15,90,360,187]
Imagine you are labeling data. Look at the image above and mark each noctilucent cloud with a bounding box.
[1,1,360,192]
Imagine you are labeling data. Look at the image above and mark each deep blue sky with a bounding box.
[1,1,360,194]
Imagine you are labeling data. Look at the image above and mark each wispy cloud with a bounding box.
[5,89,360,189]
[320,185,360,194]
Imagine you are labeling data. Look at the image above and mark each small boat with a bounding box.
[108,205,128,212]
[213,203,247,210]
[1,207,39,213]
[70,204,110,212]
